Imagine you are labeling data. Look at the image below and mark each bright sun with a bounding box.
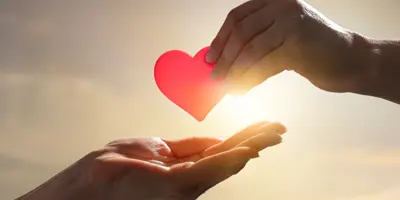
[221,93,266,125]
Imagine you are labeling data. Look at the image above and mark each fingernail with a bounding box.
[206,49,216,64]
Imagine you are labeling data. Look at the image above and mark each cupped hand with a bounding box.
[208,0,367,94]
[18,122,286,200]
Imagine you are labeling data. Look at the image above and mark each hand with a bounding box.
[207,0,368,94]
[18,122,286,200]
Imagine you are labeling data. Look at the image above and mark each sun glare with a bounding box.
[221,93,266,126]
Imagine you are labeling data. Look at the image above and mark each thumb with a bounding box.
[184,146,258,188]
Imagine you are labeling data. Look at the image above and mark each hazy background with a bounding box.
[1,0,400,199]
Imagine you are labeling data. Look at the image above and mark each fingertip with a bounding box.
[276,122,287,135]
[236,132,283,151]
[206,49,217,64]
[262,122,287,135]
[206,41,222,63]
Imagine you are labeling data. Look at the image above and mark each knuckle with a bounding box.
[265,29,284,47]
[244,42,261,57]
[273,32,284,44]
[216,54,227,66]
[227,8,240,22]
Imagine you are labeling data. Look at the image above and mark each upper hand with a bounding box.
[207,0,367,94]
[18,122,286,200]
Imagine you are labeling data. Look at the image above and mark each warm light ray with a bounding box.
[221,93,266,126]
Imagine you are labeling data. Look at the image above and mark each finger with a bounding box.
[169,127,282,164]
[227,12,299,92]
[237,122,286,151]
[232,57,285,94]
[211,3,282,80]
[228,20,285,80]
[207,0,269,64]
[202,121,269,157]
[182,147,258,187]
[164,137,223,158]
[237,132,283,152]
[223,2,286,81]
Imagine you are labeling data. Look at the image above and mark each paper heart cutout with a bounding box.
[154,47,225,121]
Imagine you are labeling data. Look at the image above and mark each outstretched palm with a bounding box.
[97,121,285,200]
[18,122,285,200]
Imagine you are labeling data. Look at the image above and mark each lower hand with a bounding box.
[18,122,286,200]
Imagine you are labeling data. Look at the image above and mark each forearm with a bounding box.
[15,151,101,200]
[16,168,81,200]
[352,34,400,104]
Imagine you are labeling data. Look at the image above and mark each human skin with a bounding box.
[207,0,400,105]
[16,121,286,200]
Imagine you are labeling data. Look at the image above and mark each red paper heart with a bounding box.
[154,47,225,121]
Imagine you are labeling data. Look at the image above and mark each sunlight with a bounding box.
[222,93,266,126]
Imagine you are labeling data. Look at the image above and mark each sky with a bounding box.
[0,0,400,199]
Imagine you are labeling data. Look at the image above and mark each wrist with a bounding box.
[17,168,83,200]
[348,33,382,97]
[17,150,105,200]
